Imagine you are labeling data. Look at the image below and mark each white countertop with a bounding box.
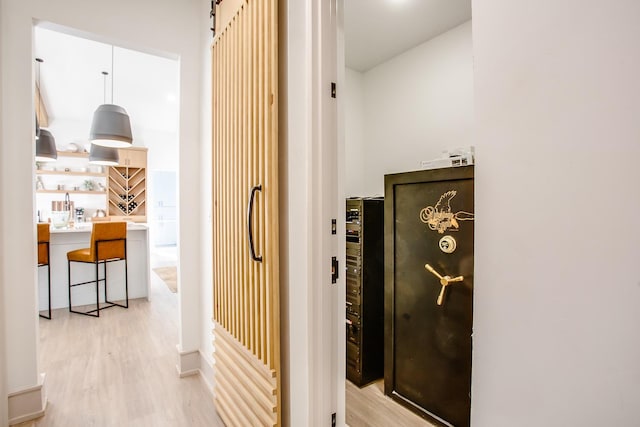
[47,222,149,233]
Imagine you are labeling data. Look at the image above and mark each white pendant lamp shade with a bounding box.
[35,129,57,162]
[90,104,133,148]
[89,143,119,165]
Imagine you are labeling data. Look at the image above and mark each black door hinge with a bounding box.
[331,413,337,427]
[331,219,336,234]
[331,257,339,284]
[331,82,336,98]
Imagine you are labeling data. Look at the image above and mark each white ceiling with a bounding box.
[35,1,471,131]
[345,0,472,72]
[34,27,179,134]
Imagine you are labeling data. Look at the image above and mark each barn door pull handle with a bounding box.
[425,264,463,306]
[247,185,263,262]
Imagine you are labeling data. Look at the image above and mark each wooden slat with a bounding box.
[240,2,250,352]
[212,33,218,324]
[216,30,223,327]
[251,0,260,360]
[215,387,251,427]
[261,0,268,367]
[216,30,222,327]
[226,22,232,333]
[248,0,257,355]
[221,27,229,330]
[215,366,267,426]
[256,0,265,365]
[267,0,280,401]
[215,0,245,36]
[214,32,219,322]
[231,12,239,339]
[214,324,277,426]
[215,342,276,415]
[217,30,224,326]
[236,8,244,345]
[215,324,277,389]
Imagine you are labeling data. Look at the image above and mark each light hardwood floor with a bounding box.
[346,379,436,427]
[16,269,223,427]
[20,251,433,427]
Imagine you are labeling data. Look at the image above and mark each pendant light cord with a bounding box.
[111,45,115,104]
[36,58,43,125]
[102,71,109,104]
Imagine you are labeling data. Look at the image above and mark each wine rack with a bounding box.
[108,165,146,222]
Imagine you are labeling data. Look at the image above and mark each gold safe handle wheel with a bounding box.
[425,264,464,306]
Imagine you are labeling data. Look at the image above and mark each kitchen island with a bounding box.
[38,222,150,311]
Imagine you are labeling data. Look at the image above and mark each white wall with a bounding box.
[142,128,178,172]
[0,5,7,422]
[47,118,96,150]
[472,1,640,425]
[0,2,9,422]
[0,0,203,410]
[348,21,473,196]
[344,68,365,197]
[282,0,313,423]
[197,0,214,380]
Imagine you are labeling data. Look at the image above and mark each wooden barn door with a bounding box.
[211,0,279,425]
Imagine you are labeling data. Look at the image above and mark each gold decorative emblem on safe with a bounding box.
[419,190,474,234]
[438,235,456,254]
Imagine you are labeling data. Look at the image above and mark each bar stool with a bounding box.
[37,223,51,319]
[67,222,129,317]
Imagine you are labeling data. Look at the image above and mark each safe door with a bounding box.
[384,166,474,427]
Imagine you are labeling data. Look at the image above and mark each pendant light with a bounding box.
[89,72,120,165]
[89,143,120,165]
[89,46,132,148]
[35,58,57,162]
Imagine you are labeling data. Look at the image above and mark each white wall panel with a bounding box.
[472,1,640,425]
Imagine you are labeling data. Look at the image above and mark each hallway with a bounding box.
[17,272,222,427]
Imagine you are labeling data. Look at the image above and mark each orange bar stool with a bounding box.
[67,222,129,317]
[37,223,51,319]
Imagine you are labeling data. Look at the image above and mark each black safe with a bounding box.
[384,166,474,427]
[345,197,385,387]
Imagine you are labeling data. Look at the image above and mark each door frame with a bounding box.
[281,0,343,425]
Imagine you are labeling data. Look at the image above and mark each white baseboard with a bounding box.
[198,350,215,397]
[8,373,47,425]
[175,345,215,398]
[175,345,200,378]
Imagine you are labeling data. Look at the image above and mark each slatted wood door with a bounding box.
[211,0,279,425]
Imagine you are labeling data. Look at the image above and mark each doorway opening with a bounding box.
[341,1,473,426]
[33,22,180,343]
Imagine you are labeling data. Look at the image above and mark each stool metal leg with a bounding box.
[95,259,100,317]
[39,241,51,320]
[68,236,128,317]
[124,256,129,308]
[68,260,72,313]
[39,265,51,319]
[124,241,129,308]
[104,260,108,303]
[68,259,100,318]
